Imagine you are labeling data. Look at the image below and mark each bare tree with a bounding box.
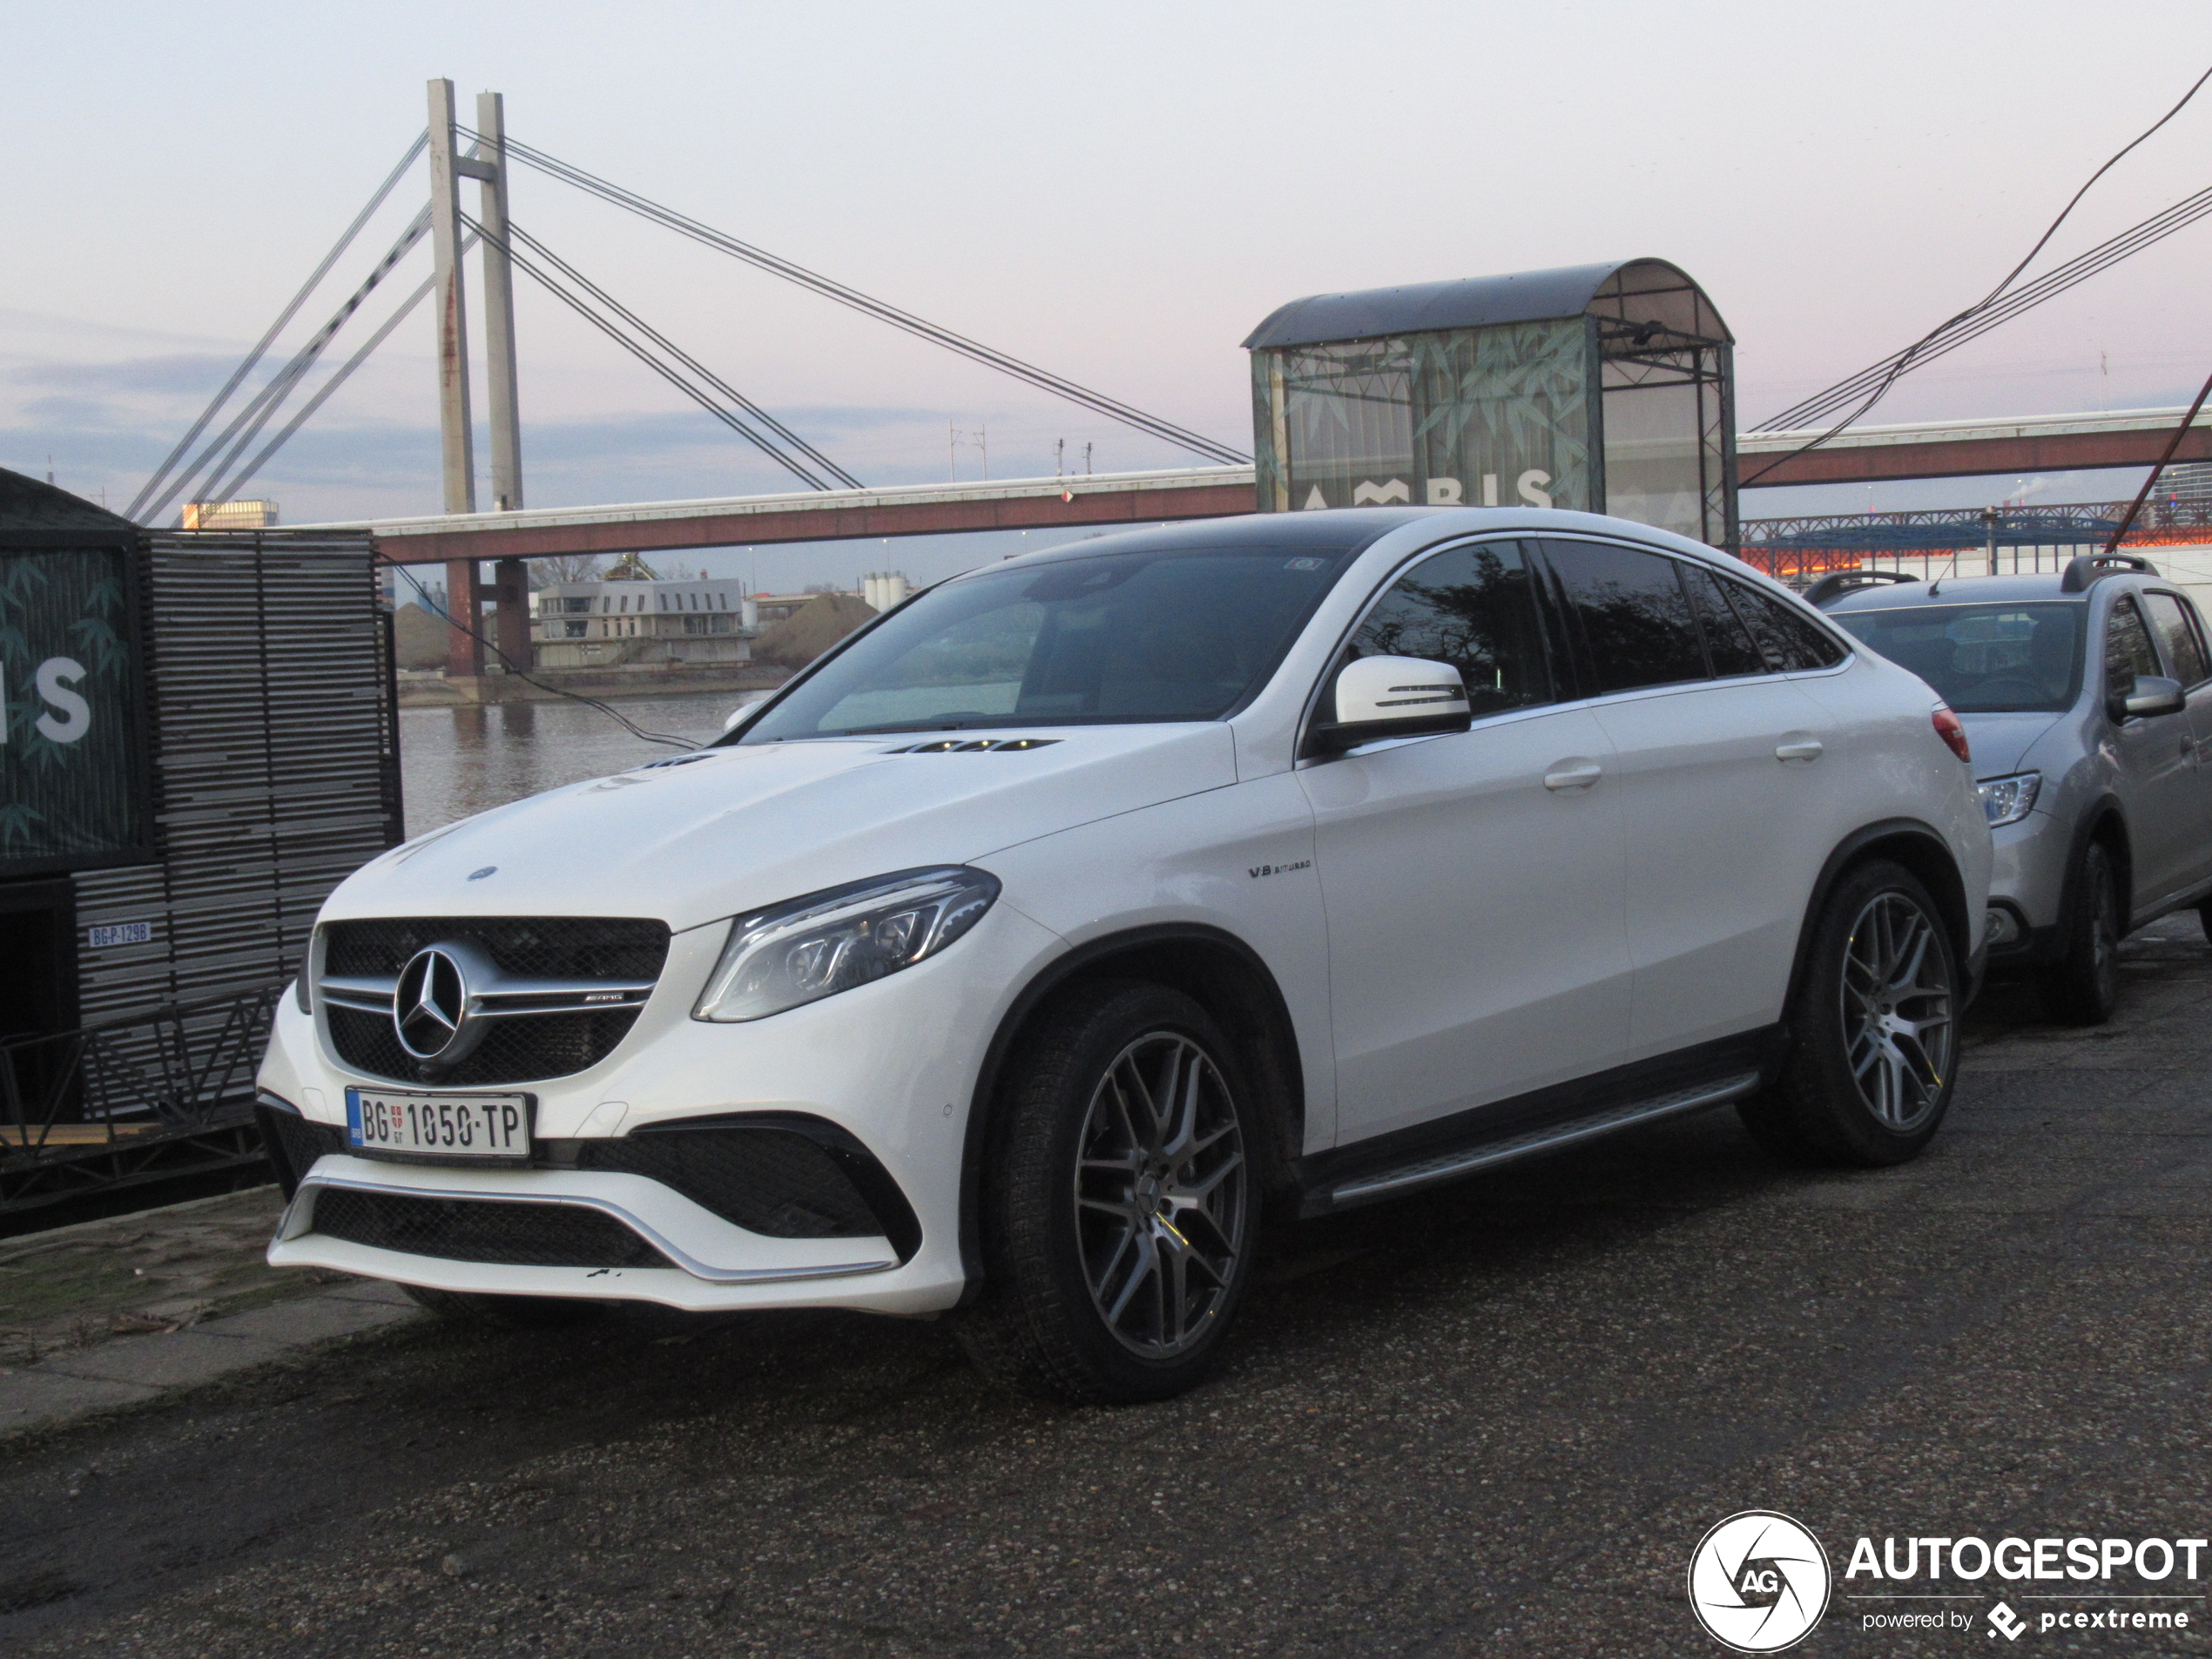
[529,554,605,589]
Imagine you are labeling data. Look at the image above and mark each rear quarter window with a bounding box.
[1723,578,1847,672]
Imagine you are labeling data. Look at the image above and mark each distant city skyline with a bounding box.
[8,0,2211,552]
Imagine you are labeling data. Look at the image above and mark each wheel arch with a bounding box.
[1785,819,1973,1016]
[954,922,1305,1303]
[2066,796,2133,933]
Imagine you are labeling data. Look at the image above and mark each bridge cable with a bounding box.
[149,206,434,523]
[471,128,1251,466]
[205,237,475,510]
[1759,180,2212,432]
[130,132,428,523]
[499,218,864,488]
[470,213,837,490]
[1743,60,2212,487]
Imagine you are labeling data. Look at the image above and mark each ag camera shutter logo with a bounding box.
[1688,1510,1831,1652]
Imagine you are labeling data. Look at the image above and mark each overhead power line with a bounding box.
[471,127,1251,467]
[1758,180,2212,433]
[1744,60,2212,485]
[381,560,697,750]
[130,132,428,522]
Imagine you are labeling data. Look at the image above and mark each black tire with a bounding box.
[2041,840,2123,1026]
[1739,859,1960,1168]
[2199,896,2212,949]
[401,1284,607,1329]
[955,981,1258,1405]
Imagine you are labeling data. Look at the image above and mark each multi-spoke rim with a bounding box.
[1074,1031,1248,1359]
[1840,892,1955,1131]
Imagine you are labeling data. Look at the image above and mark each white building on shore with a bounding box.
[531,576,757,668]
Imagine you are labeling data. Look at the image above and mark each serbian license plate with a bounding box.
[345,1087,532,1162]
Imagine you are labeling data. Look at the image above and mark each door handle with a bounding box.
[1775,736,1824,764]
[1543,759,1604,792]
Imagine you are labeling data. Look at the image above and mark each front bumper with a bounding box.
[1983,808,2070,966]
[268,1155,926,1313]
[255,900,1068,1314]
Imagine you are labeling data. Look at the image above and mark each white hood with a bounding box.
[325,725,1238,933]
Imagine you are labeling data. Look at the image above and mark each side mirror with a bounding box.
[721,691,771,734]
[2108,674,2187,722]
[1308,655,1473,754]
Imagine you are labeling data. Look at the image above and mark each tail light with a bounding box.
[1932,705,1972,764]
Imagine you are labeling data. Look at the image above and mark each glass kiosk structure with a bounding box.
[1244,259,1737,550]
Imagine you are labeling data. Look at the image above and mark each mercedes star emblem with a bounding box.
[394,946,469,1060]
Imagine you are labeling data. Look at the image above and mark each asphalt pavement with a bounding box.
[4,917,2211,1658]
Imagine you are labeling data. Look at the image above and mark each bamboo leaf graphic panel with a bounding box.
[0,544,149,876]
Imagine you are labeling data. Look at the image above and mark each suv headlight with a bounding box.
[692,867,1001,1022]
[1977,772,2041,827]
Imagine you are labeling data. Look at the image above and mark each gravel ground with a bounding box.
[3,919,2210,1657]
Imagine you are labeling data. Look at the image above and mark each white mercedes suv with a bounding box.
[257,508,1991,1402]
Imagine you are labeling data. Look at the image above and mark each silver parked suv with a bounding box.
[1815,552,2212,1023]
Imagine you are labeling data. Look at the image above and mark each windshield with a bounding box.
[735,545,1356,742]
[1831,602,2084,713]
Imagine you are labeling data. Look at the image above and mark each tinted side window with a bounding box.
[2143,591,2211,686]
[1723,578,1847,672]
[1681,563,1767,677]
[1544,541,1707,694]
[2107,595,2161,685]
[1342,541,1552,718]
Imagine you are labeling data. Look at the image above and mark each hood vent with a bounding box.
[632,752,715,771]
[886,738,1062,754]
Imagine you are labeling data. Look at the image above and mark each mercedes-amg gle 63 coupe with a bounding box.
[256,508,1991,1402]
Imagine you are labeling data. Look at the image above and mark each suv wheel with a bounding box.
[1740,860,1959,1167]
[958,982,1256,1405]
[401,1285,606,1329]
[2042,840,2122,1026]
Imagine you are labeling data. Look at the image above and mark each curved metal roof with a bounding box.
[1242,258,1720,350]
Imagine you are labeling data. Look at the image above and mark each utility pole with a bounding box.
[1983,505,2000,576]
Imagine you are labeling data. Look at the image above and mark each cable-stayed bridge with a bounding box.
[132,79,2212,678]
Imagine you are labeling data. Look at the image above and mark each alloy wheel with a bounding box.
[1839,893,1954,1131]
[1073,1031,1248,1359]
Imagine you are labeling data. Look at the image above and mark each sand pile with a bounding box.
[752,592,877,666]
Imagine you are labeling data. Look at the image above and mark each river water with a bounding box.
[398,691,750,839]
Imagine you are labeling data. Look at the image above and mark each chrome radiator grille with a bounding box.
[317,917,671,1085]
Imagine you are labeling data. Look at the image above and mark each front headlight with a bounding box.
[1977,772,2042,827]
[692,866,1001,1022]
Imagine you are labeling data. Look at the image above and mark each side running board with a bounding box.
[1323,1070,1763,1211]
